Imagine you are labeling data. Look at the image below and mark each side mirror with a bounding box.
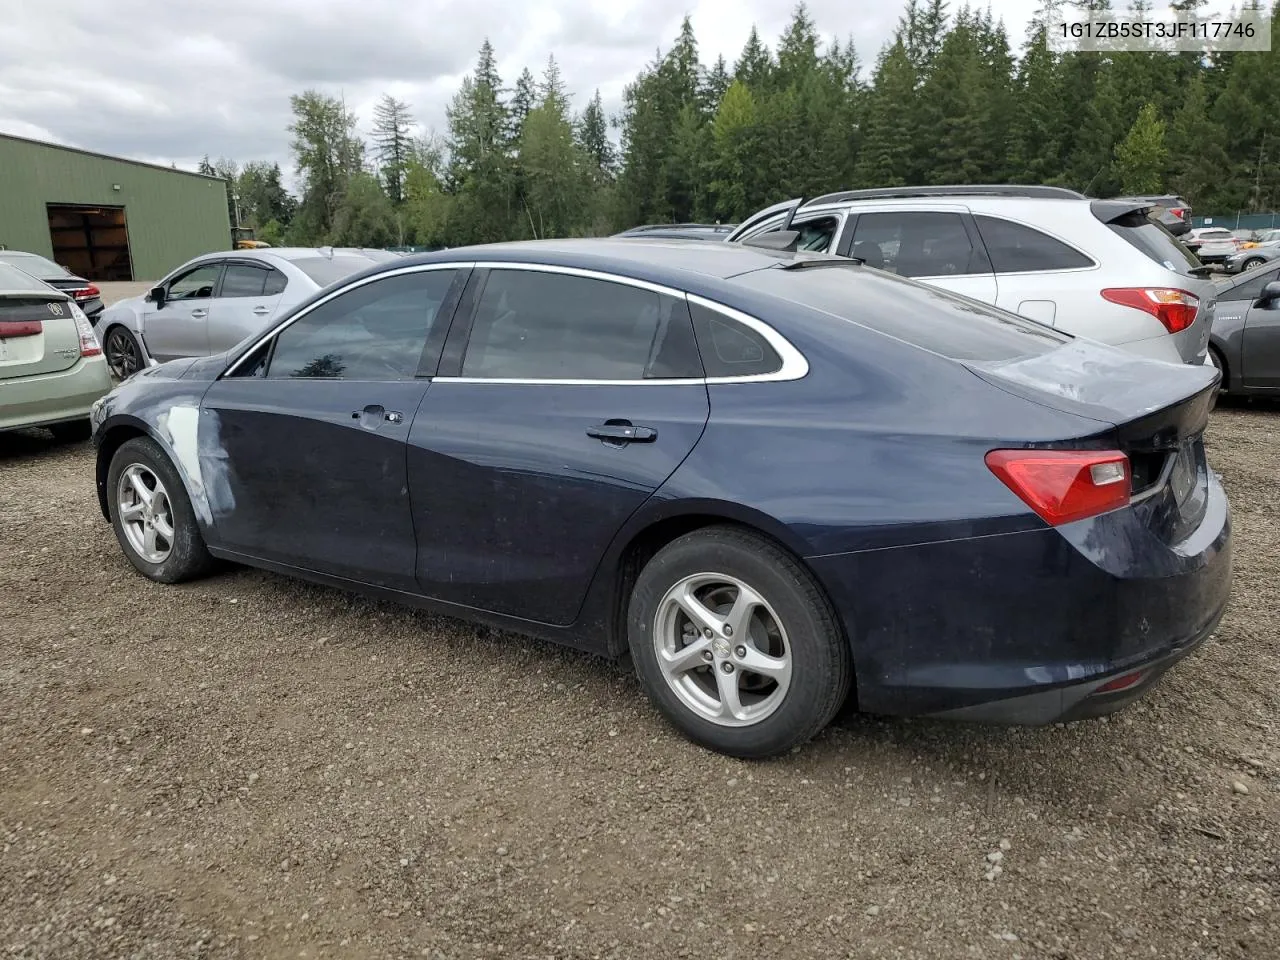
[149,285,166,308]
[1257,280,1280,307]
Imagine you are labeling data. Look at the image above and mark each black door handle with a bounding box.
[587,422,657,443]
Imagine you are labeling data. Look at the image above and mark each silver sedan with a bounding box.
[94,247,391,378]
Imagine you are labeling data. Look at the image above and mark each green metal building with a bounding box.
[0,133,230,282]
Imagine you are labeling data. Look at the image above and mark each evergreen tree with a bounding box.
[1167,75,1230,208]
[1114,102,1168,193]
[575,90,616,182]
[288,90,364,241]
[855,39,918,188]
[709,80,759,218]
[704,55,732,110]
[371,94,414,205]
[445,40,516,243]
[734,26,774,90]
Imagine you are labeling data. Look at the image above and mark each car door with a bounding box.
[206,260,288,354]
[142,261,223,361]
[1242,275,1280,389]
[407,265,710,626]
[1214,265,1278,388]
[846,209,998,304]
[971,214,1098,329]
[200,265,466,589]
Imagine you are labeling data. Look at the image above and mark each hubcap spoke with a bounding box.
[673,582,721,635]
[658,636,712,677]
[128,470,154,506]
[723,583,765,640]
[153,516,174,543]
[737,643,789,682]
[715,666,747,721]
[119,501,145,522]
[142,524,158,555]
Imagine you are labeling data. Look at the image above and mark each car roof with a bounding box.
[398,237,809,284]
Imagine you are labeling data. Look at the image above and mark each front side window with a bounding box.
[167,263,221,301]
[460,270,700,380]
[1223,265,1280,303]
[219,263,270,298]
[974,216,1095,273]
[851,212,985,278]
[266,269,457,380]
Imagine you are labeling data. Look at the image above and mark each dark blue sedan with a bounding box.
[90,239,1232,758]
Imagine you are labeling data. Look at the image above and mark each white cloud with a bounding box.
[0,0,1043,181]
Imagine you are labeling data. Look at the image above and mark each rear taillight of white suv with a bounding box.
[1100,287,1199,334]
[70,303,102,357]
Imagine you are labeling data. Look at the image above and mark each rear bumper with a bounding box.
[809,474,1233,724]
[0,356,113,431]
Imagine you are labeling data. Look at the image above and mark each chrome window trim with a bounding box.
[222,259,810,385]
[220,261,473,378]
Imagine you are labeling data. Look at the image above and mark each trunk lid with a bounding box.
[970,339,1219,542]
[0,294,82,380]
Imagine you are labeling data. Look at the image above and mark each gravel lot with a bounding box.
[2,402,1277,959]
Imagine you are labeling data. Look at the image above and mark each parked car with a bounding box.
[1207,259,1280,396]
[1182,227,1240,264]
[90,238,1231,758]
[1112,193,1192,236]
[0,249,105,323]
[614,223,737,241]
[0,262,111,441]
[93,247,389,379]
[724,186,1215,366]
[1225,242,1280,274]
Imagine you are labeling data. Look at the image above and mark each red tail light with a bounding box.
[71,304,102,357]
[72,284,101,301]
[986,449,1130,526]
[1101,287,1198,334]
[0,320,42,338]
[1170,208,1187,221]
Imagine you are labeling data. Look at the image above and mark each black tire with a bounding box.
[48,419,92,443]
[627,525,852,758]
[107,436,215,583]
[103,325,145,380]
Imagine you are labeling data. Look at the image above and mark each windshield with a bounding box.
[733,264,1070,363]
[290,255,380,287]
[0,252,67,280]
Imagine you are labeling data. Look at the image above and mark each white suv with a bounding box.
[725,186,1215,366]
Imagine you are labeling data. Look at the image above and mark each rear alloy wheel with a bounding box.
[104,326,144,380]
[1242,257,1266,272]
[107,436,215,583]
[628,526,851,758]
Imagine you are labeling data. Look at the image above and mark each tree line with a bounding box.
[202,0,1280,250]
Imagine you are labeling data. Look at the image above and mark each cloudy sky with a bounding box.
[0,0,1041,180]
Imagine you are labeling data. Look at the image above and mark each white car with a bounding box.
[95,247,388,378]
[726,186,1216,366]
[1182,227,1240,265]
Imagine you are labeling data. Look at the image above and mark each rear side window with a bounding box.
[219,263,268,298]
[733,266,1070,363]
[689,302,782,377]
[1108,212,1201,275]
[850,212,988,278]
[974,216,1095,273]
[263,268,288,296]
[460,270,700,380]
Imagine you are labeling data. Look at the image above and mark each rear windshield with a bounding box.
[733,265,1070,363]
[1109,213,1202,274]
[289,255,378,287]
[0,262,60,292]
[0,252,65,280]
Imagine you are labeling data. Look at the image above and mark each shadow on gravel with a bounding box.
[0,427,89,463]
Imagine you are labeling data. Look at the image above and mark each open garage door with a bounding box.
[46,204,133,281]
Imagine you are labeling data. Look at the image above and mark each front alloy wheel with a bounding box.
[104,327,142,379]
[116,463,175,563]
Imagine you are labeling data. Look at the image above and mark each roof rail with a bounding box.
[805,185,1088,206]
[616,222,732,234]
